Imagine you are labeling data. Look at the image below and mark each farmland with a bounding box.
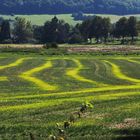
[1,14,140,25]
[0,52,140,140]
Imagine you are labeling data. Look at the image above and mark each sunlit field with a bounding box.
[1,14,140,26]
[0,54,140,140]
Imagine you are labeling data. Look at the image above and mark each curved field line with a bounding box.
[0,58,28,81]
[0,77,8,81]
[0,91,139,112]
[19,61,57,91]
[0,58,27,70]
[127,59,140,64]
[2,82,140,101]
[66,59,104,86]
[104,60,140,83]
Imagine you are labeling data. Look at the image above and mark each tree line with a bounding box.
[0,16,139,45]
[1,0,140,15]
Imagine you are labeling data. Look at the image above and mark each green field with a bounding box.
[1,14,140,26]
[0,53,140,140]
[0,14,80,26]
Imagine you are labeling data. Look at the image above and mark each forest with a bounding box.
[0,0,140,15]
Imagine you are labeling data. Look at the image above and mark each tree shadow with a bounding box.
[114,128,140,140]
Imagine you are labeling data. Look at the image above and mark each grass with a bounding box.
[1,14,140,26]
[19,61,57,91]
[0,14,80,26]
[0,53,140,139]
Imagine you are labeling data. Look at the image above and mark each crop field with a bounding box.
[0,54,140,140]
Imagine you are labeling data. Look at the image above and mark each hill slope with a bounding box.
[0,0,140,15]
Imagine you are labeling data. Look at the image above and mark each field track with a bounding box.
[0,55,140,139]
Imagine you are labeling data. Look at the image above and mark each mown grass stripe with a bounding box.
[19,61,57,91]
[0,76,8,81]
[0,91,139,112]
[1,83,140,101]
[66,59,104,86]
[0,58,28,81]
[104,60,140,83]
[0,58,28,70]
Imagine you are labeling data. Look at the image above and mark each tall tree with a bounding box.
[13,17,33,43]
[115,17,128,44]
[101,18,111,42]
[127,16,138,42]
[89,16,104,43]
[78,19,92,42]
[0,20,11,42]
[43,16,70,43]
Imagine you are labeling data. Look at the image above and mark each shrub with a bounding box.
[68,34,83,44]
[1,39,13,44]
[43,42,58,49]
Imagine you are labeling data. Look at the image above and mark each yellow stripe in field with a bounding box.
[104,60,140,83]
[19,61,57,91]
[0,91,139,112]
[127,59,140,64]
[0,77,8,81]
[0,58,28,81]
[66,59,103,86]
[0,58,27,70]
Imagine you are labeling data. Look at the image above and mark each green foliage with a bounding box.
[13,17,33,43]
[42,16,70,43]
[43,43,59,49]
[1,0,140,15]
[0,20,11,42]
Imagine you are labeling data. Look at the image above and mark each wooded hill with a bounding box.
[0,0,140,15]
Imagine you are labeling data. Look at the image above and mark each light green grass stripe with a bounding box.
[19,61,57,91]
[0,58,28,70]
[66,59,104,86]
[0,58,28,81]
[1,83,140,101]
[127,59,140,64]
[0,91,139,112]
[0,76,8,81]
[104,60,140,83]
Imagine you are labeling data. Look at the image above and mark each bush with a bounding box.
[1,39,13,44]
[68,34,83,44]
[43,42,58,49]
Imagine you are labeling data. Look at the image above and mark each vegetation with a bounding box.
[1,0,140,15]
[0,15,139,45]
[0,53,140,139]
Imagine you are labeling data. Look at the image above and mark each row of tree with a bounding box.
[0,16,139,44]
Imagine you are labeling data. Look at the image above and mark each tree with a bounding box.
[127,16,138,42]
[0,20,11,42]
[33,25,44,43]
[78,19,92,42]
[13,17,33,43]
[101,18,111,43]
[68,26,83,44]
[42,16,70,43]
[89,16,104,43]
[114,17,128,44]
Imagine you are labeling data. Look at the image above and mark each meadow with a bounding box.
[1,14,140,25]
[0,52,140,140]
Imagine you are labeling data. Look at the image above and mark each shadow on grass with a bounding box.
[114,128,140,140]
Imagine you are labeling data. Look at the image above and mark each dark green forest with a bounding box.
[0,0,140,15]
